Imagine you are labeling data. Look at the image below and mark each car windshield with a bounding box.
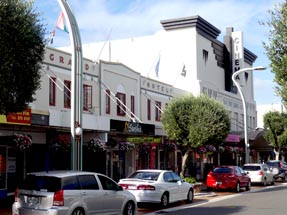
[243,166,260,171]
[19,175,62,192]
[127,171,160,181]
[212,167,232,173]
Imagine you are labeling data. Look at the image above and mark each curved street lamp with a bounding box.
[232,66,266,164]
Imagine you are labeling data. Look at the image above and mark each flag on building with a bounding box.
[49,30,56,44]
[155,57,160,77]
[56,11,69,33]
[181,65,186,77]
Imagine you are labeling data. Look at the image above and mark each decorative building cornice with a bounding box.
[160,15,221,40]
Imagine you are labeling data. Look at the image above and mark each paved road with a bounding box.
[138,182,286,215]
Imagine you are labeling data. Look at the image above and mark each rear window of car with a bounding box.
[212,167,232,173]
[19,175,62,192]
[127,171,160,181]
[266,161,279,167]
[243,166,261,171]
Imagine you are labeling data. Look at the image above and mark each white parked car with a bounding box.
[12,171,137,215]
[243,163,275,186]
[118,169,194,207]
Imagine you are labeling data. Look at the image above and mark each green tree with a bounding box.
[261,1,287,107]
[161,94,230,177]
[263,111,287,159]
[0,0,46,115]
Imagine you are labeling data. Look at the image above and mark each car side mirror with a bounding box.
[117,185,123,191]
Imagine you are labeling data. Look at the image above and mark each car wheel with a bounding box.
[123,201,135,215]
[72,208,85,215]
[262,178,267,186]
[161,193,169,208]
[235,182,240,192]
[246,181,251,191]
[186,188,194,203]
[271,177,275,185]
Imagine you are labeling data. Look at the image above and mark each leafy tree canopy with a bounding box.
[263,111,287,150]
[0,0,46,115]
[161,94,231,148]
[261,1,287,107]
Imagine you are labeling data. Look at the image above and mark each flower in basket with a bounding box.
[88,138,106,152]
[225,146,234,153]
[249,149,256,156]
[206,145,216,152]
[234,147,245,154]
[14,134,32,151]
[218,146,225,153]
[198,146,207,153]
[50,134,71,152]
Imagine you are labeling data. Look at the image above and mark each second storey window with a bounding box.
[106,89,110,114]
[147,99,151,120]
[155,101,161,121]
[64,80,71,108]
[49,77,56,106]
[131,95,135,118]
[83,84,92,111]
[116,92,126,116]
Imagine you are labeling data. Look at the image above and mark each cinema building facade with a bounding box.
[0,15,271,199]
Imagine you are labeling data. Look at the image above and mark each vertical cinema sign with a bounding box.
[231,31,244,86]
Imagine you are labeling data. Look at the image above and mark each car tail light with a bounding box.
[119,184,128,189]
[137,185,156,190]
[280,162,283,168]
[53,190,64,206]
[258,170,263,175]
[14,188,19,202]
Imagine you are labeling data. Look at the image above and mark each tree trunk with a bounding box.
[274,148,280,160]
[180,149,191,178]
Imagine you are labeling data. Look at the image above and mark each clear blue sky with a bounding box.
[34,0,284,105]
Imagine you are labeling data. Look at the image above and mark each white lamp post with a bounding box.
[232,66,266,164]
[58,0,83,170]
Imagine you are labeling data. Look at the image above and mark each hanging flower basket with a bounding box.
[50,134,71,152]
[225,146,234,153]
[234,147,244,154]
[119,142,135,151]
[140,143,151,153]
[14,134,32,151]
[198,146,207,153]
[88,138,106,152]
[249,149,256,156]
[218,146,225,153]
[206,145,216,152]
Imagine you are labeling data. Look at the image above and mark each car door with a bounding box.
[78,174,106,214]
[97,174,125,215]
[237,167,249,186]
[163,172,179,202]
[171,172,187,201]
[263,164,273,183]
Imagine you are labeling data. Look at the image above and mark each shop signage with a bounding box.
[110,119,155,135]
[225,134,240,143]
[126,137,161,143]
[0,109,31,125]
[124,121,142,133]
[231,31,244,86]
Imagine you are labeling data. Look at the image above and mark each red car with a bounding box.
[206,166,251,192]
